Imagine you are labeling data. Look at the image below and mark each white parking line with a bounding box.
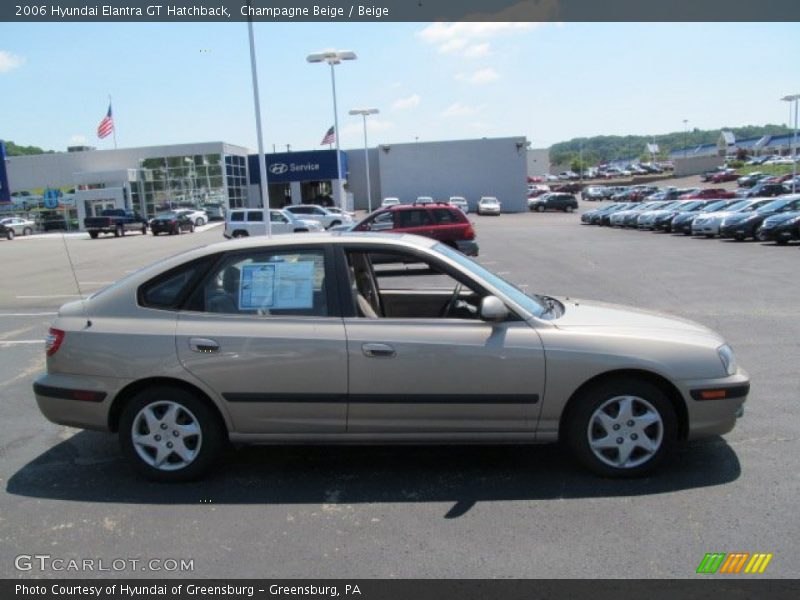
[16,294,82,299]
[0,312,57,317]
[0,340,43,346]
[79,282,113,285]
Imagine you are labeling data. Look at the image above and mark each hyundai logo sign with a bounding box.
[270,163,289,175]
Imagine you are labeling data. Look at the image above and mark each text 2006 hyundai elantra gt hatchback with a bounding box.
[33,234,748,481]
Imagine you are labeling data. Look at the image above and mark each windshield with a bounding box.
[758,198,793,212]
[434,243,546,318]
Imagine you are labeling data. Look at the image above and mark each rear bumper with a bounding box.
[33,373,122,432]
[455,240,479,256]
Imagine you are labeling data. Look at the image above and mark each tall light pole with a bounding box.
[307,50,357,212]
[683,119,689,159]
[247,13,271,236]
[782,94,799,193]
[349,108,379,213]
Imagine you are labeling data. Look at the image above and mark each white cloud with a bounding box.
[442,103,479,118]
[0,51,25,73]
[417,22,538,55]
[340,119,395,137]
[456,68,500,85]
[69,135,88,145]
[464,43,491,58]
[392,94,421,110]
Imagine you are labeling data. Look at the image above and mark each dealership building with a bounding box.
[1,135,531,229]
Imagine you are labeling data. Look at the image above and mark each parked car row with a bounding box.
[582,193,800,244]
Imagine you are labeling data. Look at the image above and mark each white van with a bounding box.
[224,209,322,238]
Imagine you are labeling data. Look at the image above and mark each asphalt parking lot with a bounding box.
[1,212,798,579]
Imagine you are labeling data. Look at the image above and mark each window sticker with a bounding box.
[239,261,315,310]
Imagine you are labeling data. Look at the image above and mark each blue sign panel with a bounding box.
[43,188,60,209]
[0,140,10,204]
[248,150,347,184]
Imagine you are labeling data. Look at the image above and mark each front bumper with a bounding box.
[681,370,749,439]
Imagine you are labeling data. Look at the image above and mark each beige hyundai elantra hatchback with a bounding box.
[34,233,748,481]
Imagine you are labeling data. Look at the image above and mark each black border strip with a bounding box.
[223,393,538,404]
[690,384,750,401]
[3,1,800,22]
[32,382,107,403]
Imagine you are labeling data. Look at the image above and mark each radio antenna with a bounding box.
[59,229,91,325]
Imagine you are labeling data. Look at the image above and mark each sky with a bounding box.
[1,21,799,153]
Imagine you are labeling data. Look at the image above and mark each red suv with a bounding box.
[352,203,478,256]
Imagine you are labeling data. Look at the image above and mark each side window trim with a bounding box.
[337,244,523,322]
[178,244,343,318]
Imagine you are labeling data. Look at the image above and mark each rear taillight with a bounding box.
[464,224,476,240]
[45,328,65,357]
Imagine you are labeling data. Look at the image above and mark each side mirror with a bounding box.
[480,296,509,322]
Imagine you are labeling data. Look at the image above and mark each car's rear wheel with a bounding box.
[89,231,98,239]
[119,387,224,482]
[195,217,205,226]
[566,378,677,478]
[115,224,124,237]
[536,205,545,213]
[232,231,248,238]
[23,227,33,236]
[565,206,575,213]
[141,225,147,235]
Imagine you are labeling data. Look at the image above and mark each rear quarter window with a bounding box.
[138,256,215,310]
[230,211,244,222]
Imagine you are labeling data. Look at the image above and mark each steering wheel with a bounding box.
[440,283,463,318]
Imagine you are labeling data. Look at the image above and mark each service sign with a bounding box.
[248,150,347,184]
[0,140,10,203]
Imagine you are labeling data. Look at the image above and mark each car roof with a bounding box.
[381,202,453,211]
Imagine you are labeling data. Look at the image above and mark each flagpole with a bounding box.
[109,94,117,150]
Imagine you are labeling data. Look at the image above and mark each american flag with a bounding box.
[97,104,114,139]
[320,125,335,146]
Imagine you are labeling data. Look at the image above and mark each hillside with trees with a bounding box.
[3,141,53,156]
[549,124,793,167]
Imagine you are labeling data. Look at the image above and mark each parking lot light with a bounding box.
[307,51,357,214]
[349,108,379,213]
[781,94,800,193]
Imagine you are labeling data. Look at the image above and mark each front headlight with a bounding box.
[718,344,737,376]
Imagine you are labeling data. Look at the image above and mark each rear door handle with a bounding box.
[189,337,220,353]
[362,343,396,358]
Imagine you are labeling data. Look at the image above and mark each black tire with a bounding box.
[152,231,159,236]
[536,205,545,213]
[23,227,33,236]
[189,224,195,233]
[232,231,247,238]
[566,205,575,213]
[115,224,124,237]
[565,378,677,478]
[5,229,14,241]
[776,240,788,246]
[141,225,147,235]
[89,231,99,239]
[119,386,225,482]
[195,217,205,226]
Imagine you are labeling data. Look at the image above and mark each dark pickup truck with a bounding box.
[84,209,147,239]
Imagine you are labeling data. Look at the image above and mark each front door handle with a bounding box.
[362,343,396,358]
[189,337,220,353]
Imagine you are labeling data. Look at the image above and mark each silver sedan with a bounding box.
[33,234,748,481]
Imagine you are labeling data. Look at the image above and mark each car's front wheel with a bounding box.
[119,387,225,482]
[536,205,545,212]
[566,378,677,478]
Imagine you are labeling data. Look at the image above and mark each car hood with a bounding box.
[551,298,723,345]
